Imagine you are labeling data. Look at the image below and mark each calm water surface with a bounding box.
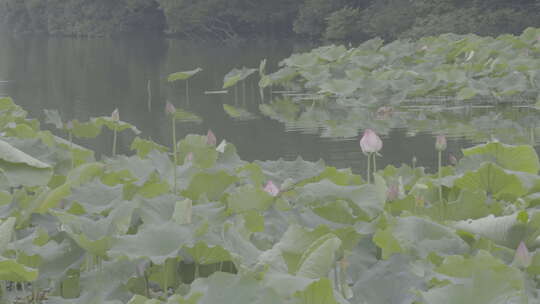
[0,33,537,174]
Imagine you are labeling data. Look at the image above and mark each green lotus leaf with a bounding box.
[186,272,282,304]
[68,179,123,214]
[184,241,231,265]
[456,87,478,101]
[352,255,424,304]
[0,217,16,253]
[318,79,359,97]
[281,53,318,68]
[422,251,525,304]
[172,107,203,123]
[0,258,38,282]
[0,138,52,187]
[223,104,257,120]
[110,222,193,264]
[223,67,257,89]
[450,212,535,249]
[37,162,104,213]
[297,167,362,187]
[296,180,385,220]
[0,190,11,205]
[227,184,273,213]
[375,216,469,259]
[294,278,338,304]
[461,141,540,174]
[296,234,341,278]
[130,137,168,158]
[44,109,64,129]
[93,116,141,134]
[177,134,218,168]
[454,162,528,201]
[167,67,203,82]
[71,119,102,138]
[183,171,238,201]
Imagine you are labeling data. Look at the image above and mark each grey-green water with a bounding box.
[1,33,538,174]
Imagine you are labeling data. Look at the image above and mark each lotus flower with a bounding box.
[165,101,176,115]
[386,184,399,201]
[435,135,447,151]
[514,241,532,268]
[111,108,120,122]
[264,181,280,197]
[359,129,382,154]
[207,130,217,146]
[216,139,227,153]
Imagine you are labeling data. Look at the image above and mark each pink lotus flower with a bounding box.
[514,241,532,268]
[435,135,447,151]
[359,129,382,154]
[165,101,176,115]
[111,108,120,122]
[386,184,399,201]
[207,130,217,146]
[263,181,280,197]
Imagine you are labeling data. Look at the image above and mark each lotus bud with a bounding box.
[359,129,383,154]
[435,135,447,151]
[264,181,280,197]
[207,129,217,146]
[165,101,176,115]
[514,241,532,268]
[216,139,227,153]
[449,153,458,166]
[111,108,120,122]
[65,120,73,130]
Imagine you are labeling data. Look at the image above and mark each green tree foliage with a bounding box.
[0,0,539,41]
[0,0,165,36]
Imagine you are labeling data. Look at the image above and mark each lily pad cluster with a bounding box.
[260,27,540,105]
[3,96,540,303]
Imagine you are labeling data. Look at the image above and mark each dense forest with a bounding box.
[0,0,540,42]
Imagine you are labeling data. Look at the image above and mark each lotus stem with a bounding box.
[171,116,178,194]
[112,125,117,157]
[147,79,152,112]
[186,79,190,105]
[366,153,371,184]
[438,150,443,203]
[373,153,377,174]
[68,131,74,170]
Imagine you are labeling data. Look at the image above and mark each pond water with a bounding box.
[0,33,538,174]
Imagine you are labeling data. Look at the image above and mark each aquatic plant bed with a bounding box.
[260,27,540,106]
[2,96,540,303]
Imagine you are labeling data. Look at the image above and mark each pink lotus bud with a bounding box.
[165,101,176,115]
[207,130,217,146]
[449,153,457,166]
[514,241,532,268]
[111,108,120,122]
[359,129,382,154]
[435,135,447,151]
[65,120,73,130]
[263,181,280,197]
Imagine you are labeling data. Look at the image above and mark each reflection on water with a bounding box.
[0,33,537,174]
